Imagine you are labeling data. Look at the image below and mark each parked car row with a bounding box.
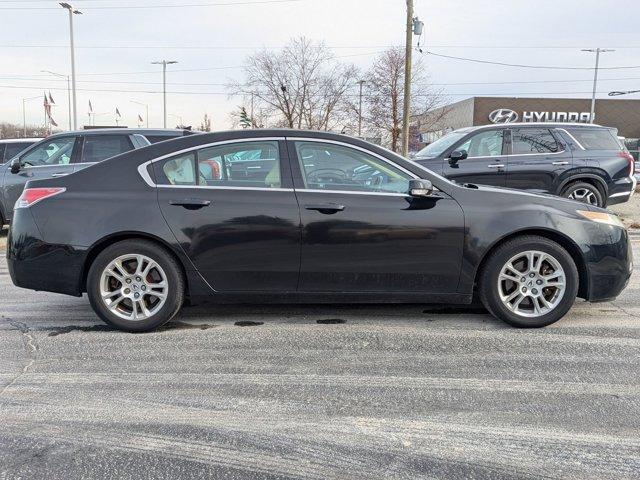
[414,122,636,208]
[0,128,196,226]
[7,129,632,333]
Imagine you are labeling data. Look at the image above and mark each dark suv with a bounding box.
[0,128,196,226]
[414,123,636,208]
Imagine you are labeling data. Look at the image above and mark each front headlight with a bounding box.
[576,210,626,229]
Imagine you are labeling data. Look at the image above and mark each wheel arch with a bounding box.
[473,228,589,300]
[559,173,608,199]
[80,231,190,295]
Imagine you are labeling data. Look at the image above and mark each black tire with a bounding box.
[479,235,578,328]
[87,239,184,332]
[561,181,604,207]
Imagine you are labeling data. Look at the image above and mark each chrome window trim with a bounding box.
[16,163,74,170]
[291,137,419,180]
[137,137,287,188]
[299,188,410,198]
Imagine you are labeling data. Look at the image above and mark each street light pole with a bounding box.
[130,100,149,127]
[582,48,614,123]
[357,80,366,138]
[21,95,41,138]
[59,3,81,130]
[151,60,178,128]
[42,70,72,130]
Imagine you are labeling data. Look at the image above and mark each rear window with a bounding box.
[81,135,133,163]
[566,128,621,150]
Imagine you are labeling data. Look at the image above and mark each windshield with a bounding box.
[416,132,467,158]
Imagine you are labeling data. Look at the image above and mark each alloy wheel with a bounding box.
[99,254,168,321]
[568,188,598,205]
[497,250,566,318]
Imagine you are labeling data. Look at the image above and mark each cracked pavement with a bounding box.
[0,230,639,479]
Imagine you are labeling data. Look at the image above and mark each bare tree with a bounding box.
[229,37,358,131]
[364,47,447,152]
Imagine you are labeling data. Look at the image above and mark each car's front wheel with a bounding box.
[479,235,578,328]
[87,240,184,332]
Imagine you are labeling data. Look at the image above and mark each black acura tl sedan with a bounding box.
[7,129,633,332]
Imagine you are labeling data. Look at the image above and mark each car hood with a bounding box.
[456,182,604,213]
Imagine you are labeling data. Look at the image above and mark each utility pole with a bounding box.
[151,60,178,128]
[401,0,414,156]
[59,3,81,130]
[357,80,366,137]
[582,48,614,123]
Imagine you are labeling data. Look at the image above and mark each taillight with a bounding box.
[16,187,66,209]
[618,151,635,176]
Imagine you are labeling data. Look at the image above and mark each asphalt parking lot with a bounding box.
[1,225,639,479]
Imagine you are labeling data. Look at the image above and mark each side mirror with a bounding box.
[409,179,433,198]
[448,150,468,165]
[10,158,21,174]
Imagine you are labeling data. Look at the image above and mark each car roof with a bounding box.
[44,128,194,139]
[0,138,43,143]
[456,122,606,133]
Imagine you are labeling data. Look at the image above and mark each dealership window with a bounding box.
[511,129,559,154]
[158,141,281,188]
[295,142,411,194]
[456,130,504,158]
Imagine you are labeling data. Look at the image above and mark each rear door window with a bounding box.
[565,128,621,150]
[511,129,559,154]
[80,135,134,163]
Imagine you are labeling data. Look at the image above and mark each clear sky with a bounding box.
[0,0,638,131]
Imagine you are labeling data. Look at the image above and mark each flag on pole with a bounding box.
[48,91,55,105]
[88,100,93,113]
[49,116,58,127]
[138,114,144,123]
[116,107,121,118]
[44,92,51,116]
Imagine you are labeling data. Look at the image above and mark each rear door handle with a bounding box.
[51,172,69,177]
[552,161,569,165]
[305,203,345,214]
[169,199,211,210]
[487,164,505,168]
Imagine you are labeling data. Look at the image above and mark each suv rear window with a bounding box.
[565,128,621,150]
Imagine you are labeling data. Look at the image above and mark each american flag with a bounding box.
[88,100,93,113]
[138,114,144,123]
[48,91,55,105]
[116,107,121,118]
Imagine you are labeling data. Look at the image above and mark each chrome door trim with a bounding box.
[137,137,287,188]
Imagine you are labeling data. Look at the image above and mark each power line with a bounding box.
[0,0,304,9]
[0,83,635,97]
[424,50,640,70]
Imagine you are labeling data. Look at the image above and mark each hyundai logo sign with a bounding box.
[488,109,519,123]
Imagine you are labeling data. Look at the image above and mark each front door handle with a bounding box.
[169,199,211,210]
[552,161,569,165]
[487,164,505,169]
[305,203,345,214]
[51,172,69,177]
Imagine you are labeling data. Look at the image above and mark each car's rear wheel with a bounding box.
[87,240,184,332]
[479,235,578,328]
[562,181,604,207]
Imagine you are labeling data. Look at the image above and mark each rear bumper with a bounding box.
[607,176,636,206]
[583,225,633,302]
[7,208,86,297]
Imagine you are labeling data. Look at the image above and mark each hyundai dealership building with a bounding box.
[418,96,640,157]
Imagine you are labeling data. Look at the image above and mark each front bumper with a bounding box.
[7,208,86,297]
[583,224,633,302]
